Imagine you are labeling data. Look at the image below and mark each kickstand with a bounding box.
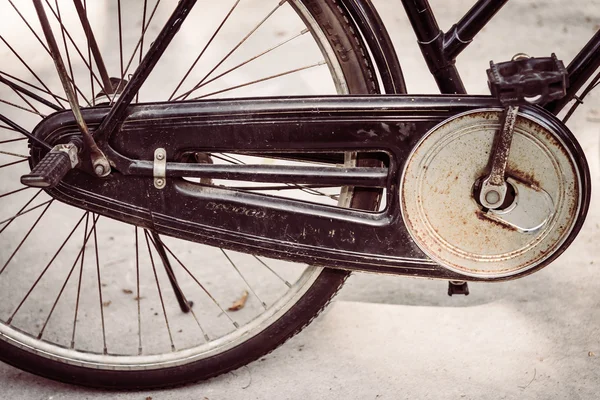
[149,231,194,313]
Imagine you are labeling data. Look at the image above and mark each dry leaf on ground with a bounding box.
[228,290,249,311]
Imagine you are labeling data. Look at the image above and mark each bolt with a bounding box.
[485,190,501,206]
[512,53,530,61]
[94,164,105,176]
[156,152,165,161]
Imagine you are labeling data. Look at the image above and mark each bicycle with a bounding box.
[0,0,597,389]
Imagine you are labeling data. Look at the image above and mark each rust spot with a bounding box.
[506,168,541,189]
[475,210,517,231]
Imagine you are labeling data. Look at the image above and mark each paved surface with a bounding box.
[1,0,599,399]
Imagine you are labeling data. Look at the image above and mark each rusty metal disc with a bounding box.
[400,108,584,279]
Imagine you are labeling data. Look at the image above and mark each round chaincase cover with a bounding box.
[400,108,586,279]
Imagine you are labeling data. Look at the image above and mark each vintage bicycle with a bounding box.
[0,0,597,388]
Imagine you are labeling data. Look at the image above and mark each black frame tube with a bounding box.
[95,0,197,143]
[443,0,509,60]
[400,0,466,94]
[547,29,600,114]
[72,0,114,95]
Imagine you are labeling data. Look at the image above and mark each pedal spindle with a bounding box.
[487,53,568,106]
[21,143,79,188]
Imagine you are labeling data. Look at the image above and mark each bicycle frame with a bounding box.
[397,0,600,109]
[26,0,599,280]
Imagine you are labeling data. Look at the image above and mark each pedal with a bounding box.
[448,281,469,296]
[487,53,567,106]
[21,143,79,188]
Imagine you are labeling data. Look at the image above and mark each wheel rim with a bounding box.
[0,0,365,370]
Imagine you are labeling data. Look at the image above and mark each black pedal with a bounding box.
[487,53,568,106]
[448,281,469,296]
[21,144,78,189]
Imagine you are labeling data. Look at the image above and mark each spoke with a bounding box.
[195,28,309,93]
[253,255,292,288]
[160,240,239,329]
[228,184,338,191]
[117,0,162,104]
[143,230,176,351]
[98,0,198,137]
[0,159,28,169]
[0,77,45,118]
[0,70,68,105]
[0,113,51,150]
[0,199,53,278]
[135,227,142,354]
[0,150,28,158]
[192,61,326,100]
[168,0,242,101]
[148,232,209,341]
[0,187,30,200]
[91,214,108,354]
[118,0,124,79]
[37,213,89,339]
[135,0,149,104]
[71,213,91,348]
[6,0,65,108]
[0,137,26,144]
[177,0,289,101]
[0,34,66,108]
[209,152,340,199]
[220,249,267,309]
[54,0,77,103]
[0,74,61,112]
[42,0,98,107]
[0,190,42,234]
[83,0,95,105]
[6,0,50,54]
[8,85,43,117]
[6,208,83,326]
[0,200,53,235]
[71,0,113,95]
[0,99,45,117]
[0,124,19,133]
[209,153,244,165]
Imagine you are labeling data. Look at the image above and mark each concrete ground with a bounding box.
[1,0,599,399]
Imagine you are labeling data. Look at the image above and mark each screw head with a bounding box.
[155,178,165,187]
[156,153,165,161]
[485,190,501,206]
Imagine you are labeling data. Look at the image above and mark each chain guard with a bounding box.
[30,95,590,281]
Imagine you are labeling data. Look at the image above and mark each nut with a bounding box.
[94,164,105,176]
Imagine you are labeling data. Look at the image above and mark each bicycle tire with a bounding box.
[0,0,395,389]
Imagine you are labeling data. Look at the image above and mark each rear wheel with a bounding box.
[0,0,391,388]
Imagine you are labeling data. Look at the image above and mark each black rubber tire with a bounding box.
[0,0,393,389]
